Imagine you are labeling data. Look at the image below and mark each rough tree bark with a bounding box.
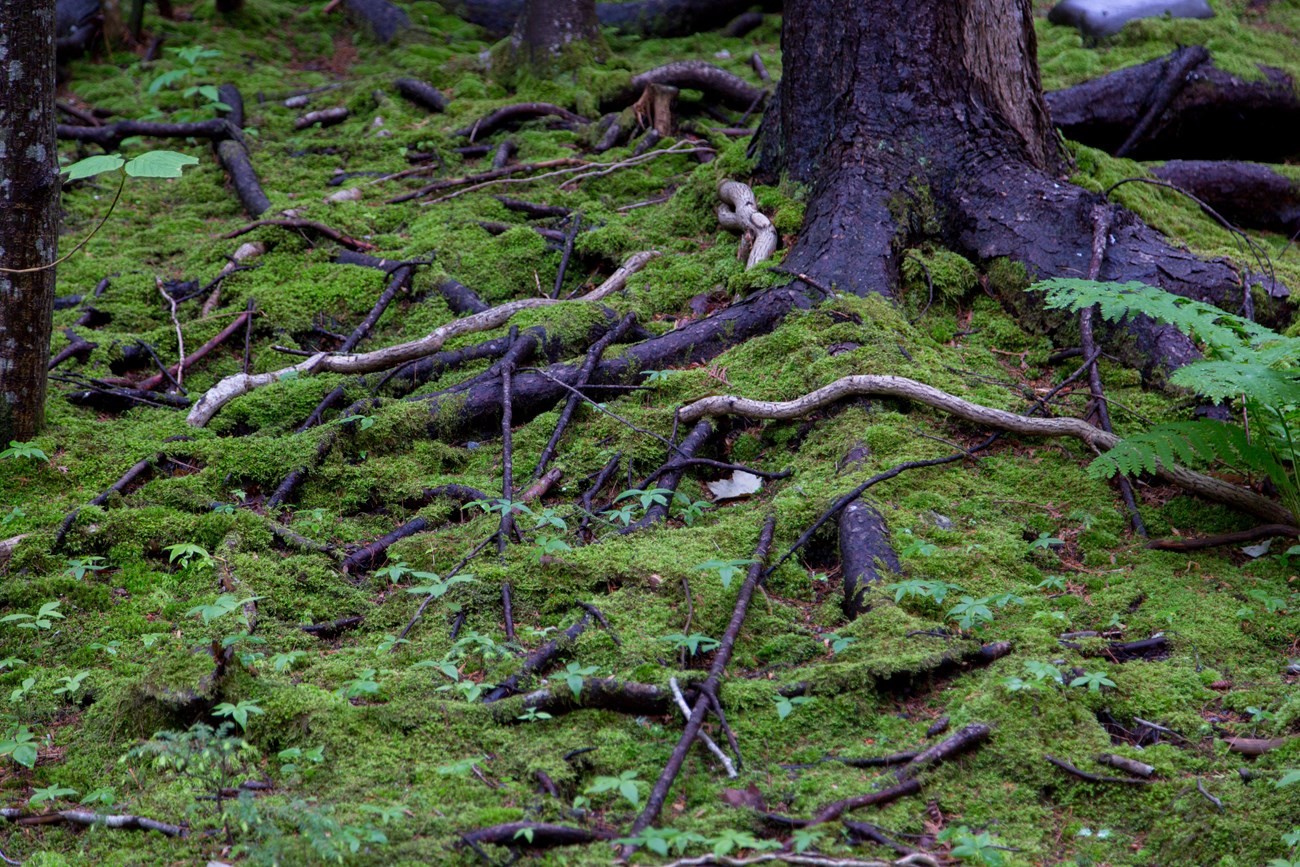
[758,0,1257,374]
[0,0,60,442]
[497,0,608,80]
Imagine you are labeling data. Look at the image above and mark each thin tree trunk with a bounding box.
[0,0,60,441]
[498,0,606,80]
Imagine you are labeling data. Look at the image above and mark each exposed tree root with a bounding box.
[1150,160,1300,236]
[57,118,237,148]
[678,375,1295,525]
[1045,754,1153,786]
[53,451,174,548]
[483,608,594,702]
[454,103,588,141]
[490,676,674,722]
[1146,523,1300,551]
[214,139,270,218]
[718,180,778,269]
[839,499,900,620]
[1046,46,1300,161]
[605,61,766,112]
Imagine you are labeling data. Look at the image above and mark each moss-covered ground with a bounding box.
[3,1,1300,864]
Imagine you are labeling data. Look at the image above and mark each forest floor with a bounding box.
[3,1,1300,865]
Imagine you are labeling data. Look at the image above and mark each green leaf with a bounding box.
[1276,769,1300,788]
[62,154,126,181]
[124,151,200,179]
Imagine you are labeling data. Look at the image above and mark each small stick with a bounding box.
[135,308,254,391]
[396,533,497,642]
[552,211,581,298]
[241,297,255,374]
[895,723,991,781]
[750,51,771,82]
[668,677,737,778]
[158,278,185,389]
[533,312,636,479]
[1196,777,1224,812]
[500,328,518,643]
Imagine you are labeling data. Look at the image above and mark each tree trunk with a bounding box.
[0,0,60,442]
[497,0,607,81]
[761,0,1258,373]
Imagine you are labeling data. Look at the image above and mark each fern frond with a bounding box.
[1090,420,1291,491]
[1032,278,1273,358]
[1169,361,1300,408]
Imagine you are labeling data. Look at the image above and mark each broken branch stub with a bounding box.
[718,180,777,269]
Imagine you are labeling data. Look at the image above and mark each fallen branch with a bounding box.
[395,77,449,113]
[0,807,184,836]
[134,308,253,391]
[670,676,738,778]
[187,251,659,426]
[58,118,237,148]
[678,375,1295,526]
[894,723,991,781]
[606,61,765,112]
[491,676,673,722]
[1146,523,1300,551]
[221,218,378,252]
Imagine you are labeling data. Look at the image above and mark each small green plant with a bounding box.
[2,600,64,631]
[147,45,230,120]
[338,669,381,700]
[585,770,642,807]
[403,571,476,599]
[823,633,856,654]
[615,827,708,856]
[1069,670,1116,693]
[277,745,325,779]
[694,558,757,590]
[9,677,37,704]
[939,826,1007,865]
[186,594,258,625]
[80,787,116,807]
[0,724,37,768]
[0,441,48,461]
[166,542,216,570]
[533,535,572,562]
[63,556,108,581]
[1267,828,1300,867]
[707,829,782,858]
[29,785,79,806]
[1,506,24,526]
[294,507,332,536]
[885,578,964,606]
[947,596,995,631]
[1028,531,1064,551]
[375,634,411,654]
[517,706,554,722]
[791,828,826,853]
[88,640,122,656]
[52,670,90,699]
[212,701,264,731]
[773,694,813,720]
[641,369,675,383]
[1275,770,1300,788]
[616,487,675,512]
[374,561,413,584]
[1024,660,1064,684]
[897,527,938,558]
[562,661,599,697]
[661,632,720,656]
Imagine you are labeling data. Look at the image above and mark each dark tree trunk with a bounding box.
[761,0,1255,373]
[0,0,60,442]
[500,0,606,79]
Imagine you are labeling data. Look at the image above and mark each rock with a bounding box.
[1047,0,1214,39]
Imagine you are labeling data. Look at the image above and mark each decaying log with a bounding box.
[214,139,271,218]
[57,118,238,148]
[490,677,674,722]
[1045,47,1300,161]
[1046,754,1153,785]
[442,0,781,39]
[0,807,184,836]
[483,610,593,702]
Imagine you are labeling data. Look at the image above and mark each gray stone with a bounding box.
[1048,0,1214,39]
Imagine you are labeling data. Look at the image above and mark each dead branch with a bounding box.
[894,723,991,781]
[221,218,378,252]
[607,61,766,112]
[622,516,777,852]
[1147,524,1300,551]
[678,375,1295,526]
[187,251,658,426]
[0,807,185,836]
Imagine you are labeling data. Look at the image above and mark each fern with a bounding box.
[1030,278,1300,520]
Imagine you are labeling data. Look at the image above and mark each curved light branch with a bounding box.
[186,251,659,426]
[718,180,778,269]
[678,375,1295,527]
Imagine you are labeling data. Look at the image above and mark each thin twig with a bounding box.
[668,677,737,778]
[158,278,185,389]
